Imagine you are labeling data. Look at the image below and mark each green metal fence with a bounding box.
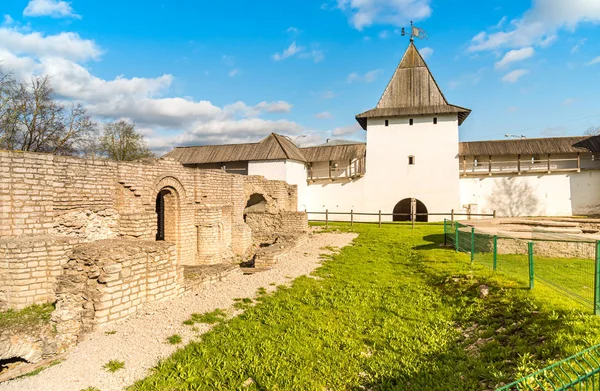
[494,343,600,390]
[443,219,600,314]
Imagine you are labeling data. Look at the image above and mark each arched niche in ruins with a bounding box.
[244,193,268,215]
[152,176,187,260]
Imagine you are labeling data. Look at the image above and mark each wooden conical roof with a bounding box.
[356,42,470,130]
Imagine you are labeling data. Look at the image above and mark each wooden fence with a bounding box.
[306,209,496,229]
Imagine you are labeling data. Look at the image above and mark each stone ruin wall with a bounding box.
[0,150,304,311]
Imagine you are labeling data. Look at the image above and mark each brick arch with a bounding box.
[152,177,186,264]
[152,176,187,201]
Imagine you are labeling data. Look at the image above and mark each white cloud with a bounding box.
[495,47,535,69]
[299,49,325,63]
[286,27,300,34]
[23,0,80,19]
[272,41,303,61]
[496,16,507,28]
[315,111,333,119]
[501,69,529,83]
[419,47,433,59]
[320,90,339,99]
[0,27,101,61]
[469,0,600,52]
[586,56,600,66]
[228,68,239,77]
[336,0,432,30]
[3,15,13,25]
[562,98,577,106]
[347,69,382,83]
[0,26,305,153]
[378,30,389,39]
[332,123,361,137]
[571,38,587,53]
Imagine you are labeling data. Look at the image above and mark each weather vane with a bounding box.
[401,21,428,42]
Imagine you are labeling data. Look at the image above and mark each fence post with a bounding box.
[378,210,382,228]
[493,235,498,271]
[493,210,497,219]
[455,225,459,252]
[470,227,475,264]
[325,209,329,229]
[451,209,454,227]
[528,241,534,290]
[350,209,354,227]
[443,219,447,246]
[595,241,600,315]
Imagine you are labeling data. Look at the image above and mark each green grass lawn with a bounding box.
[131,223,600,391]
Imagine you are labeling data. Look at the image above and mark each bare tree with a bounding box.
[0,72,97,155]
[585,125,600,136]
[100,120,155,161]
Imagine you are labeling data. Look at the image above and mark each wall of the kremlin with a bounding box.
[459,171,600,217]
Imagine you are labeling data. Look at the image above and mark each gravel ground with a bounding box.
[1,231,357,391]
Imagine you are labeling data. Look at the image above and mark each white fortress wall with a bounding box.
[459,170,600,217]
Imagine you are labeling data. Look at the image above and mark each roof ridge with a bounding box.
[461,135,589,144]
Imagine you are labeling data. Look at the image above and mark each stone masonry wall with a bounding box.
[0,236,78,310]
[0,150,304,311]
[53,239,182,343]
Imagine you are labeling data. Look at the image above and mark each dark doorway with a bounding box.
[156,188,178,242]
[393,198,428,222]
[156,190,166,241]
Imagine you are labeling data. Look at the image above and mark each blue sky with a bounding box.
[2,0,600,153]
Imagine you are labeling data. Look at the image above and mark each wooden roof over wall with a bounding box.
[163,133,307,164]
[300,143,366,162]
[356,42,471,129]
[459,136,600,157]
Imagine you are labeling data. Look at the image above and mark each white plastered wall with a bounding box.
[459,171,600,217]
[362,114,462,221]
[248,160,287,180]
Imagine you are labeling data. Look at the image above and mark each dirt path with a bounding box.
[0,232,357,391]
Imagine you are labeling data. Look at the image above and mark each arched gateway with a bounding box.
[393,198,428,222]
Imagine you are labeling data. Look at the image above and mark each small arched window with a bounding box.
[409,119,414,126]
[408,155,415,165]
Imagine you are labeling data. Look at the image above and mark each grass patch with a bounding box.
[132,223,600,390]
[184,309,227,325]
[103,360,125,373]
[80,387,101,391]
[0,303,54,332]
[166,334,182,345]
[104,330,117,335]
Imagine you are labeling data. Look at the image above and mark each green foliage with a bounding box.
[99,120,154,161]
[80,387,101,391]
[131,223,600,391]
[104,330,117,335]
[16,359,62,379]
[103,360,125,373]
[166,334,182,345]
[0,303,54,332]
[183,309,227,325]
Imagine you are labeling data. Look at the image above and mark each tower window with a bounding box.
[433,117,438,124]
[408,155,415,165]
[385,119,389,127]
[409,119,414,126]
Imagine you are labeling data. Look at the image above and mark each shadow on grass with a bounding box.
[351,232,594,390]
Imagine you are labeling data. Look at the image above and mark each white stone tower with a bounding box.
[355,42,471,221]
